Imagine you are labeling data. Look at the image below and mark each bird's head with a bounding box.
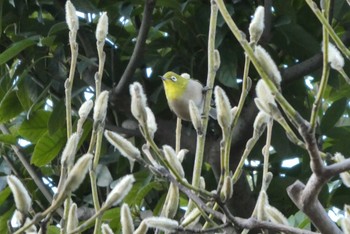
[160,72,191,100]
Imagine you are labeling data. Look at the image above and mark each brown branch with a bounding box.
[111,0,155,97]
[298,121,324,175]
[221,205,318,234]
[287,179,341,234]
[326,158,350,177]
[286,121,343,233]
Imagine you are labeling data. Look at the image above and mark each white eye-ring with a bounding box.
[171,76,177,82]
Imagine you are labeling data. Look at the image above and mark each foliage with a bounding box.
[0,0,350,233]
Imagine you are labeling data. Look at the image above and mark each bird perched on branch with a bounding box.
[160,71,216,121]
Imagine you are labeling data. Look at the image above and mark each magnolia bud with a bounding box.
[146,107,157,138]
[104,130,141,171]
[61,132,80,168]
[96,12,108,42]
[253,111,270,138]
[214,49,221,70]
[161,183,179,218]
[104,175,135,208]
[341,217,350,234]
[215,86,232,131]
[257,191,268,221]
[7,175,32,214]
[11,209,24,228]
[249,6,265,43]
[255,79,277,115]
[130,82,148,124]
[220,176,233,202]
[181,207,201,227]
[79,99,93,120]
[144,217,179,232]
[324,42,344,71]
[189,100,202,134]
[266,205,289,225]
[134,221,148,234]
[121,203,134,234]
[163,145,185,178]
[64,153,93,193]
[65,0,79,31]
[67,203,78,232]
[254,46,281,87]
[177,149,188,163]
[101,223,114,234]
[199,176,206,190]
[93,91,109,123]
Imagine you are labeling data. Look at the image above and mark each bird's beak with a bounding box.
[159,75,166,81]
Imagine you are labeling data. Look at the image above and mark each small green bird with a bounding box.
[160,71,214,121]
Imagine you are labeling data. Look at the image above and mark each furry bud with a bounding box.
[65,0,79,31]
[104,175,135,208]
[254,46,281,87]
[130,82,148,124]
[93,91,109,123]
[121,203,134,234]
[64,153,93,192]
[7,175,32,214]
[249,6,265,43]
[96,12,108,42]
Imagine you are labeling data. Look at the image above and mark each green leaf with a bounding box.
[135,181,163,206]
[102,207,121,230]
[0,37,37,65]
[48,100,66,135]
[0,90,23,124]
[320,98,347,134]
[18,110,51,143]
[17,78,34,111]
[47,226,60,234]
[0,206,14,233]
[0,187,11,205]
[0,134,17,144]
[31,128,66,166]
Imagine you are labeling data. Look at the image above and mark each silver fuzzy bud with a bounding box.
[266,205,289,225]
[67,203,78,232]
[61,132,80,168]
[64,153,93,193]
[326,42,344,71]
[65,0,79,31]
[189,100,202,134]
[7,175,32,214]
[104,175,135,208]
[130,82,148,124]
[144,217,179,232]
[215,86,233,131]
[101,223,114,234]
[249,6,265,43]
[79,99,93,120]
[146,107,157,138]
[255,79,277,115]
[96,12,108,42]
[163,145,185,178]
[254,46,281,87]
[104,130,141,171]
[93,91,109,123]
[121,203,134,234]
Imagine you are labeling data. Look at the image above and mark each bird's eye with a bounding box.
[171,76,177,82]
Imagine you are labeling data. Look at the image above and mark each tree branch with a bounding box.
[221,205,318,234]
[111,0,155,97]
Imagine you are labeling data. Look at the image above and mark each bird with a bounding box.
[160,71,215,121]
